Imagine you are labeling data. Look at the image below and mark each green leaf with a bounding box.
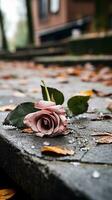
[41,86,64,105]
[3,102,38,129]
[67,95,90,115]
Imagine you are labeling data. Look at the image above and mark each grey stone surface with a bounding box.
[0,112,112,200]
[82,145,112,164]
[0,62,112,200]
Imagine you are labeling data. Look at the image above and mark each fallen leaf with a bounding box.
[67,66,83,76]
[13,91,26,97]
[41,146,74,156]
[19,79,28,85]
[107,102,112,112]
[80,71,96,82]
[95,135,112,144]
[0,105,16,112]
[91,132,112,144]
[29,88,41,93]
[98,67,111,76]
[79,90,94,97]
[92,89,112,97]
[1,75,18,80]
[22,128,33,134]
[91,132,112,136]
[0,188,16,199]
[100,114,112,120]
[103,80,112,86]
[57,77,69,84]
[91,114,112,121]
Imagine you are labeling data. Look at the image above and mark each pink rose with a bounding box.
[23,100,67,137]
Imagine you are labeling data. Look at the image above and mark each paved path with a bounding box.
[0,62,112,200]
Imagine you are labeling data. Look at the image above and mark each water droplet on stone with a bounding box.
[3,125,16,130]
[31,145,35,149]
[68,138,75,144]
[80,147,90,151]
[78,141,81,145]
[99,112,103,117]
[77,126,86,129]
[9,99,13,103]
[81,115,87,119]
[92,170,100,179]
[43,141,50,146]
[71,162,80,167]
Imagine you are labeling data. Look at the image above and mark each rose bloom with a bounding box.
[23,100,67,137]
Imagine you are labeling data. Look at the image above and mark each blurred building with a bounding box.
[31,0,95,45]
[31,0,111,45]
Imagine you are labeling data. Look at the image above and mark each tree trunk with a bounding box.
[25,0,34,44]
[94,0,109,32]
[0,8,8,50]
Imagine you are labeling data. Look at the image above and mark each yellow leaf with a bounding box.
[0,105,16,112]
[0,188,16,200]
[41,146,74,156]
[22,128,34,134]
[79,90,94,97]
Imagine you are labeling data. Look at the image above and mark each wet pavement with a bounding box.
[0,61,112,200]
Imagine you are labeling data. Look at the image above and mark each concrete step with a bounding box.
[0,167,32,200]
[0,112,112,200]
[34,55,112,66]
[0,48,67,61]
[16,41,68,51]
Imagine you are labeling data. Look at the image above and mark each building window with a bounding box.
[39,0,48,20]
[50,0,60,14]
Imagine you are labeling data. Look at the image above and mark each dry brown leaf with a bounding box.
[56,72,68,79]
[29,88,41,93]
[91,132,112,136]
[80,71,96,82]
[22,128,33,134]
[1,75,18,80]
[0,188,16,199]
[95,136,112,144]
[107,102,112,112]
[19,79,28,85]
[0,105,16,112]
[91,132,112,144]
[41,146,74,156]
[103,80,112,86]
[57,77,69,84]
[13,91,26,97]
[67,66,83,76]
[92,89,112,97]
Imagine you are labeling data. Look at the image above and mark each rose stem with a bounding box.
[41,80,51,101]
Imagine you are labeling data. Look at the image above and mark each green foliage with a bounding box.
[14,20,28,47]
[3,102,38,129]
[41,86,64,105]
[67,96,90,115]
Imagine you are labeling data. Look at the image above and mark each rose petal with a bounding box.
[35,100,66,114]
[35,100,55,110]
[24,110,51,133]
[46,105,66,114]
[37,117,51,132]
[39,118,54,136]
[51,112,60,133]
[60,114,67,126]
[35,132,45,137]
